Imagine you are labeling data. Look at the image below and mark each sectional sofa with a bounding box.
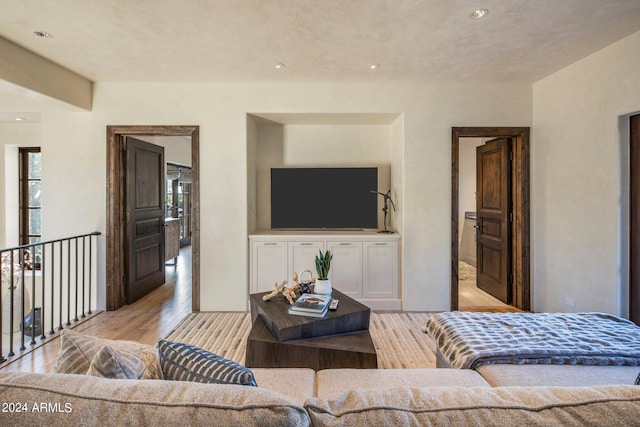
[0,330,638,426]
[1,366,639,426]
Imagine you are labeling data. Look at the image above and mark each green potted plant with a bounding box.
[314,249,333,295]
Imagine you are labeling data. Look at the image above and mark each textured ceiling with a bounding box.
[1,0,640,84]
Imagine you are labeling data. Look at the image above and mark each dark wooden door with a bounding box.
[125,137,166,304]
[630,114,640,325]
[476,138,512,304]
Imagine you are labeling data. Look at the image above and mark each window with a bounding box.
[19,147,42,251]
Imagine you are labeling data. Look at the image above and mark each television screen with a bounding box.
[271,167,378,229]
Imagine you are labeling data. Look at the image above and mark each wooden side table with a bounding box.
[245,289,377,370]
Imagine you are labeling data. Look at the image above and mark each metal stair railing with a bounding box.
[0,231,101,362]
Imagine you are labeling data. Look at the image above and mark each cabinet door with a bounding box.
[363,241,398,298]
[251,242,288,293]
[326,241,362,297]
[289,241,324,280]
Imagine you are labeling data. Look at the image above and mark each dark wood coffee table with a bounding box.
[245,288,377,370]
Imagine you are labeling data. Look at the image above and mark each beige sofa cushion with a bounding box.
[55,329,157,375]
[476,364,640,387]
[0,372,310,427]
[305,385,640,427]
[252,368,316,405]
[87,345,164,380]
[316,368,490,400]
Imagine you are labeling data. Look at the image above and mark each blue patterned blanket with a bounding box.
[423,311,640,369]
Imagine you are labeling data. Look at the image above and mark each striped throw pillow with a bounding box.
[636,371,640,385]
[157,339,257,386]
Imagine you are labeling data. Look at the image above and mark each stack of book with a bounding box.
[288,293,332,318]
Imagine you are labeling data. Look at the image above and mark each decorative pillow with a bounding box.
[87,345,163,380]
[54,329,154,375]
[636,371,640,385]
[157,338,257,386]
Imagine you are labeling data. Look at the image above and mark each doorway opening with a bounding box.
[451,127,530,311]
[106,126,200,312]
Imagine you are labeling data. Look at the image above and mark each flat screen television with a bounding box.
[271,167,378,229]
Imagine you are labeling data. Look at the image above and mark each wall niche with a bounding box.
[246,113,403,233]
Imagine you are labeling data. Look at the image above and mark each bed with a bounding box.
[423,311,640,369]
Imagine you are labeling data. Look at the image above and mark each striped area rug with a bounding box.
[165,311,436,369]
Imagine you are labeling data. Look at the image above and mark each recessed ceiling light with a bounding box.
[470,9,489,19]
[274,63,285,69]
[33,31,53,38]
[15,117,26,121]
[369,64,380,70]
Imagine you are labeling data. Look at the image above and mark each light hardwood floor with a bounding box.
[458,280,520,311]
[0,246,193,373]
[458,262,521,312]
[0,246,518,373]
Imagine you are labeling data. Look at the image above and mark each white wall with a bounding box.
[2,81,532,312]
[0,91,47,248]
[3,33,640,315]
[458,137,483,237]
[246,117,258,234]
[283,124,390,165]
[253,122,393,231]
[91,82,532,311]
[253,122,282,232]
[532,30,640,314]
[0,33,640,315]
[36,109,103,307]
[390,116,404,234]
[0,114,99,325]
[0,122,41,247]
[139,135,192,167]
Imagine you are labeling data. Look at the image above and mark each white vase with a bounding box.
[314,278,332,296]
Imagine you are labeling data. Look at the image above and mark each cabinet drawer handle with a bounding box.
[263,243,278,246]
[339,242,352,245]
[374,242,388,246]
[300,243,314,246]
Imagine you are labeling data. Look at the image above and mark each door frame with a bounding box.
[106,125,200,311]
[451,127,530,311]
[629,114,640,324]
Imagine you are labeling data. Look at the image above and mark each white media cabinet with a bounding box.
[249,230,401,310]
